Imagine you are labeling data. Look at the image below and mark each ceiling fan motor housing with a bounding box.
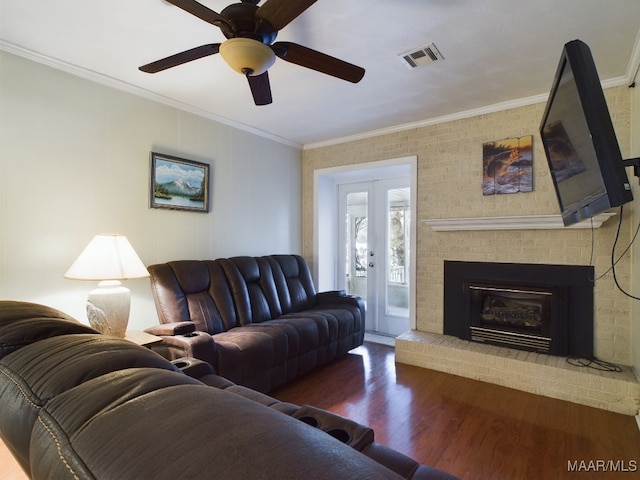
[220,3,277,45]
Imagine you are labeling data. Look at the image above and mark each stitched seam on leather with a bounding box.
[37,416,81,480]
[0,367,41,409]
[1,369,81,479]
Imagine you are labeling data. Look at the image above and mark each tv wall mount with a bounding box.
[624,157,640,181]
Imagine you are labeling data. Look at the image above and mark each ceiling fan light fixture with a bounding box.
[219,37,276,76]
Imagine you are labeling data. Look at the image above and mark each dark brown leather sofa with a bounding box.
[146,254,365,392]
[0,301,458,480]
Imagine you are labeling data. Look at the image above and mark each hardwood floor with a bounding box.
[271,342,640,480]
[0,437,27,480]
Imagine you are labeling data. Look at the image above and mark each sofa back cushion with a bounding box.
[149,261,240,333]
[0,324,179,475]
[148,255,320,330]
[221,257,283,325]
[0,301,97,361]
[268,255,317,313]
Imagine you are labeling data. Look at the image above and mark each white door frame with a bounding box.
[313,156,417,331]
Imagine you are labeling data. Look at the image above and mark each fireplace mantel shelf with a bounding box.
[422,212,616,231]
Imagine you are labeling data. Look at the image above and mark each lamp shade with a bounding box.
[219,37,276,76]
[64,234,149,281]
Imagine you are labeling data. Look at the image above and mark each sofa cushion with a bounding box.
[150,261,240,334]
[0,334,179,473]
[212,325,290,392]
[220,257,284,324]
[31,369,406,480]
[268,254,317,313]
[0,300,97,360]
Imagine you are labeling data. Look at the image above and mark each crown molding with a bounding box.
[303,93,548,151]
[303,72,633,151]
[0,41,302,149]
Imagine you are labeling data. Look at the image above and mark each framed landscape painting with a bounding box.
[150,152,210,212]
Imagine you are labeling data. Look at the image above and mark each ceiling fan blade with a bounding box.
[165,0,231,28]
[272,42,365,83]
[139,44,220,73]
[247,71,273,105]
[256,0,317,31]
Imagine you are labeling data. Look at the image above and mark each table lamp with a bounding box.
[64,234,149,337]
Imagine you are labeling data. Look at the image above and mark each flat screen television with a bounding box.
[539,39,634,226]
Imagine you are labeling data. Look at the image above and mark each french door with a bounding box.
[338,178,410,336]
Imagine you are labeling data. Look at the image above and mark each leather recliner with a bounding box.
[0,301,458,480]
[146,254,366,392]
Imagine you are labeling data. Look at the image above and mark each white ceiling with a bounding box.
[1,0,639,148]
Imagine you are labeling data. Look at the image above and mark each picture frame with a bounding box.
[150,152,210,212]
[482,135,533,196]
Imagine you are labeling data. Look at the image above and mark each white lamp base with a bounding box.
[86,280,131,337]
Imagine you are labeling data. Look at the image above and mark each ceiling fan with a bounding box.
[139,0,365,105]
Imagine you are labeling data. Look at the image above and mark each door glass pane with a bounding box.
[386,187,410,317]
[345,191,368,305]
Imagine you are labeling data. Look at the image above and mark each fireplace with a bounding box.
[468,282,564,354]
[444,261,594,357]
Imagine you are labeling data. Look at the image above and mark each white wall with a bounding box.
[0,51,302,330]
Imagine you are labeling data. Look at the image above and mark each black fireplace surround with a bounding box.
[444,261,594,357]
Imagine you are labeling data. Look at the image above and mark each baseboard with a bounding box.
[364,332,396,347]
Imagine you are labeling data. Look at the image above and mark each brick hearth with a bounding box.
[395,330,640,415]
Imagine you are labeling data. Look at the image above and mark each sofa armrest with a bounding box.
[317,290,366,313]
[317,290,347,299]
[146,329,218,371]
[292,404,374,451]
[361,443,460,480]
[171,357,217,378]
[145,321,196,336]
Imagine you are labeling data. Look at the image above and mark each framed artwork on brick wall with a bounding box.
[482,135,533,195]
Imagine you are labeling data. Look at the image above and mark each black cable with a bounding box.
[566,357,622,372]
[589,206,640,284]
[573,208,638,373]
[610,206,640,300]
[588,216,595,266]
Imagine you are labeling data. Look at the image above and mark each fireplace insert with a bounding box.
[468,283,566,354]
[444,261,593,357]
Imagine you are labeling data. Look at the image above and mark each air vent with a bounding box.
[398,42,444,69]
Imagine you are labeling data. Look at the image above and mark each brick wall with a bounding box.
[303,85,634,365]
